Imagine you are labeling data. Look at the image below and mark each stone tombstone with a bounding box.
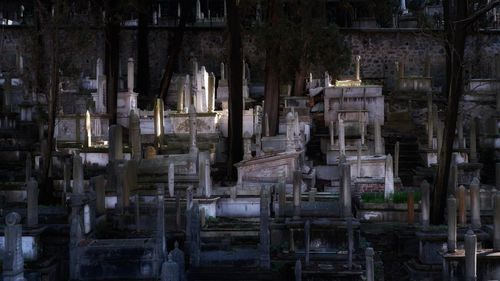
[26,177,38,226]
[190,201,201,267]
[458,185,467,225]
[293,171,302,219]
[341,161,352,218]
[156,183,166,259]
[189,104,198,154]
[447,196,457,252]
[204,159,212,198]
[421,180,430,230]
[154,98,165,148]
[338,118,346,156]
[374,118,383,155]
[170,241,185,281]
[73,153,84,194]
[365,247,375,281]
[304,220,311,266]
[470,177,481,229]
[243,131,252,161]
[208,73,215,112]
[168,163,175,198]
[108,124,124,161]
[3,212,23,281]
[177,76,185,113]
[295,259,302,281]
[161,253,179,281]
[85,110,91,147]
[384,154,394,200]
[465,230,477,281]
[259,185,271,269]
[129,109,142,160]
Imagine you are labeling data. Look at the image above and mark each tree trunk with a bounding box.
[105,0,120,125]
[431,0,467,224]
[137,3,150,108]
[40,2,60,204]
[293,56,308,97]
[226,0,243,180]
[158,0,191,103]
[263,0,281,136]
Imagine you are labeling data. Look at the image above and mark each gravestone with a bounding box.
[170,241,186,281]
[109,125,124,161]
[470,177,481,229]
[129,109,142,160]
[73,153,84,194]
[259,186,270,269]
[161,253,179,281]
[3,212,24,281]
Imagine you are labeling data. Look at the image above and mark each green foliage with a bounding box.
[253,0,351,83]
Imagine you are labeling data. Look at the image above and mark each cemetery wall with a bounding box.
[2,27,500,93]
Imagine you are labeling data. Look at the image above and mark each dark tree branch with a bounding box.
[457,0,500,27]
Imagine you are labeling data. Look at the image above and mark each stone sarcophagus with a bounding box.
[324,85,384,126]
[235,151,301,186]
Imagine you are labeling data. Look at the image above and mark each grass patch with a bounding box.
[361,191,421,204]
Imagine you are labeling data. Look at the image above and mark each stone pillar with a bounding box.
[421,180,430,230]
[168,163,175,198]
[156,183,166,260]
[243,131,252,160]
[494,191,500,250]
[465,230,477,281]
[338,118,346,156]
[355,55,361,81]
[3,212,23,281]
[384,154,394,200]
[470,119,477,163]
[341,161,352,217]
[259,186,270,269]
[189,104,198,154]
[407,191,414,225]
[374,119,383,155]
[447,196,457,252]
[154,98,165,148]
[458,185,467,225]
[329,120,335,148]
[73,153,84,194]
[458,114,464,149]
[394,142,400,178]
[365,247,374,281]
[85,110,91,148]
[357,143,362,177]
[286,112,295,152]
[293,171,302,219]
[27,178,38,226]
[204,159,212,198]
[129,110,142,160]
[109,125,123,161]
[295,259,302,281]
[127,58,134,92]
[208,73,215,112]
[161,253,179,281]
[470,177,481,229]
[304,220,311,266]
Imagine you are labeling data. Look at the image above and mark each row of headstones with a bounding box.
[329,116,384,155]
[426,93,478,162]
